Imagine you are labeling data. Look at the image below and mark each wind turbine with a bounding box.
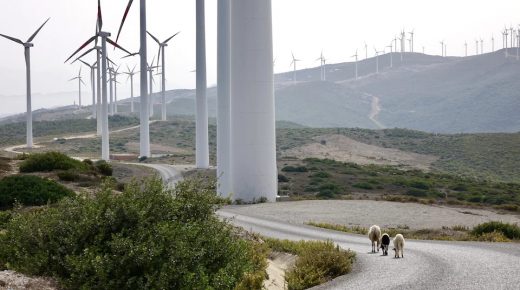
[400,31,405,60]
[123,65,138,113]
[79,60,97,119]
[492,34,495,52]
[316,51,326,81]
[68,67,85,108]
[440,41,445,57]
[374,47,382,74]
[108,65,114,115]
[409,29,415,52]
[66,0,132,161]
[517,30,520,60]
[0,18,50,148]
[364,42,368,59]
[480,39,484,55]
[504,28,509,58]
[147,30,181,121]
[290,52,301,83]
[475,39,479,55]
[147,58,159,119]
[387,44,393,68]
[464,41,468,57]
[195,0,210,168]
[116,0,151,158]
[110,65,121,114]
[351,50,358,80]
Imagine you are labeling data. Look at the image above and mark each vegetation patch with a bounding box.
[0,157,10,174]
[19,152,87,173]
[263,237,355,290]
[0,177,265,290]
[279,158,520,209]
[306,221,520,242]
[0,175,74,209]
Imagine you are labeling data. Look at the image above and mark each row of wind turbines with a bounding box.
[290,25,520,83]
[0,0,277,203]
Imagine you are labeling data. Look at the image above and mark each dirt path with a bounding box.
[365,93,385,129]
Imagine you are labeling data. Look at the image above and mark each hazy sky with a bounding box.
[0,0,519,115]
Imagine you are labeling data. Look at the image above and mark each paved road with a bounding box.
[133,163,192,188]
[218,210,520,290]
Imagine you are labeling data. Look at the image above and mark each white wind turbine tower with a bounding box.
[229,0,277,202]
[290,52,301,83]
[0,18,50,148]
[69,67,85,108]
[351,50,359,79]
[440,41,445,57]
[147,59,159,119]
[108,66,115,115]
[116,0,151,158]
[195,0,210,168]
[517,30,520,60]
[364,42,368,59]
[123,65,138,113]
[387,44,393,68]
[492,35,495,52]
[409,29,415,52]
[400,31,405,61]
[79,60,97,119]
[475,39,479,55]
[480,39,484,55]
[374,47,382,74]
[316,51,326,81]
[66,0,132,161]
[112,66,121,114]
[147,31,181,121]
[464,41,468,57]
[504,28,509,58]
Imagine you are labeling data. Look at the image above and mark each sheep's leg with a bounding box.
[401,248,404,258]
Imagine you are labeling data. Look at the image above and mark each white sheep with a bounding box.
[380,233,391,256]
[368,225,381,253]
[392,234,405,258]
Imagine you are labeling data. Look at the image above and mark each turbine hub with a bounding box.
[24,43,34,48]
[99,31,111,38]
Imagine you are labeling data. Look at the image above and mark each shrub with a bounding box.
[0,175,74,209]
[471,221,520,240]
[278,174,290,183]
[19,152,86,173]
[406,188,428,197]
[0,177,259,290]
[281,166,308,173]
[57,170,81,182]
[264,238,355,290]
[95,160,113,176]
[312,171,331,179]
[0,210,12,229]
[352,182,375,190]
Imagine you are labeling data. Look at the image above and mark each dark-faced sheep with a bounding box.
[392,234,405,258]
[368,225,381,253]
[380,233,390,255]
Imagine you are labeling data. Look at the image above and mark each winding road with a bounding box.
[157,167,520,290]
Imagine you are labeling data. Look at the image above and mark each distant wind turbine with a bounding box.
[364,42,368,59]
[387,44,393,68]
[374,47,382,74]
[464,41,468,57]
[440,41,445,57]
[79,60,97,119]
[147,30,181,121]
[316,51,326,81]
[409,29,415,52]
[0,18,50,148]
[123,65,138,113]
[290,52,301,83]
[65,0,132,160]
[147,58,159,119]
[69,67,85,107]
[475,39,479,55]
[491,34,495,52]
[351,50,358,79]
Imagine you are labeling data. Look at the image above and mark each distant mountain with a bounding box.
[3,50,519,133]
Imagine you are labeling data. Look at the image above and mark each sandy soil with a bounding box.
[282,134,437,171]
[223,200,520,230]
[0,271,57,290]
[264,252,296,290]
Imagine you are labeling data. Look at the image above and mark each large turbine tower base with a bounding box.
[230,0,277,203]
[196,0,210,169]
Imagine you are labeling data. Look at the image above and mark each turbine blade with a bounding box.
[71,47,96,64]
[80,79,86,86]
[0,33,24,45]
[164,31,181,44]
[79,60,92,68]
[126,64,131,72]
[107,57,116,66]
[122,51,139,59]
[106,38,132,55]
[115,0,134,43]
[65,35,97,63]
[69,77,79,81]
[132,64,136,73]
[27,18,50,43]
[157,47,161,67]
[146,31,161,45]
[97,0,103,32]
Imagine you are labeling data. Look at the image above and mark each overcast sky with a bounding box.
[0,0,519,115]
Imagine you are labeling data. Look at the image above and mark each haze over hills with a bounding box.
[2,50,519,133]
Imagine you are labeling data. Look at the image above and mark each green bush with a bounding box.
[0,210,12,229]
[19,152,86,173]
[278,174,290,183]
[57,170,82,182]
[0,175,74,209]
[471,221,520,240]
[312,171,331,178]
[95,160,113,176]
[264,238,355,290]
[0,177,259,290]
[281,166,308,173]
[352,182,375,190]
